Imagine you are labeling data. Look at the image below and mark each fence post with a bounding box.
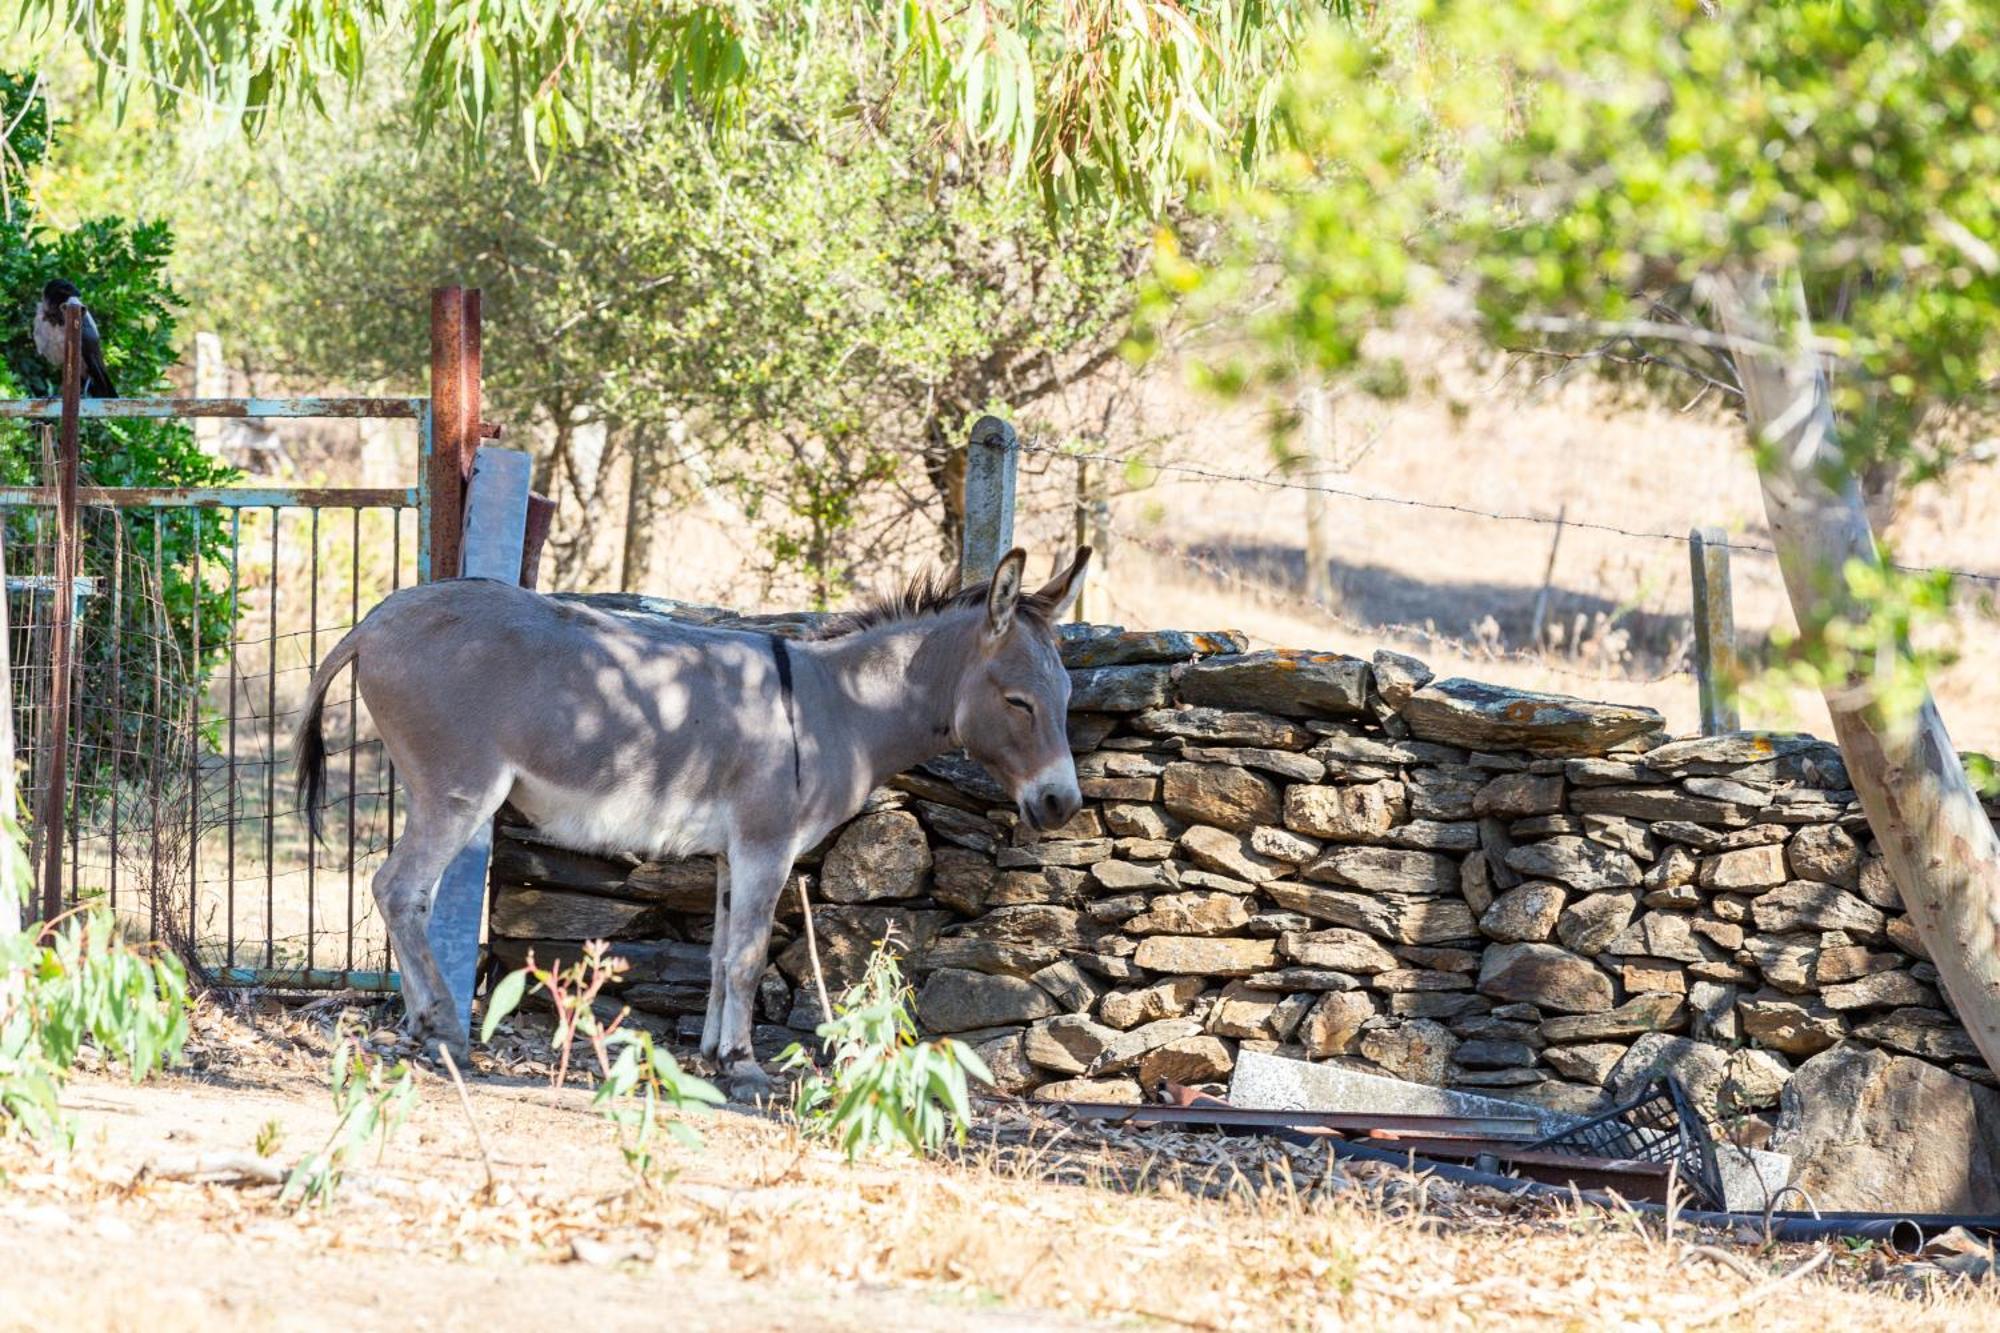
[1071,458,1090,622]
[428,444,533,1033]
[1300,383,1337,607]
[961,415,1018,586]
[1689,525,1739,735]
[422,288,468,580]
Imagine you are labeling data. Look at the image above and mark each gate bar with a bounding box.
[38,305,81,924]
[0,396,426,420]
[0,486,418,509]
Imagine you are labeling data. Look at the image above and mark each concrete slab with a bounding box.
[1228,1049,1573,1135]
[1713,1143,1794,1213]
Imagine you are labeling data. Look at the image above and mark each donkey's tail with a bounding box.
[294,627,365,846]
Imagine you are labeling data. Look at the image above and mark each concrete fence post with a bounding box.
[961,415,1018,587]
[1689,525,1739,735]
[428,445,533,1031]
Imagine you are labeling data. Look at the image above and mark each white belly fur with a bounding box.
[508,774,729,860]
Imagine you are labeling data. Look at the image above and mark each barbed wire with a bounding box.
[1106,521,1696,688]
[1021,437,2000,588]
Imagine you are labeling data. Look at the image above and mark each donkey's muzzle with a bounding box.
[1020,776,1083,833]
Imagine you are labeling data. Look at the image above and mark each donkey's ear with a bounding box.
[1035,546,1092,620]
[985,548,1028,637]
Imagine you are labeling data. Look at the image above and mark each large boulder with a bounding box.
[1479,882,1566,943]
[1775,1046,2000,1211]
[1263,882,1478,945]
[1505,837,1641,891]
[1751,882,1886,936]
[1556,890,1641,954]
[1131,935,1277,976]
[1162,762,1282,831]
[819,810,933,903]
[1303,846,1460,895]
[1476,943,1614,1014]
[1610,1033,1732,1115]
[916,969,1061,1032]
[1358,1020,1459,1085]
[1399,679,1662,756]
[1285,781,1407,841]
[1176,650,1372,717]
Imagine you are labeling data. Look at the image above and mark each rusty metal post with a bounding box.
[427,288,467,581]
[1689,526,1739,735]
[461,289,484,484]
[39,305,82,924]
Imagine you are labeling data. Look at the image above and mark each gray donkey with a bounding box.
[295,547,1088,1096]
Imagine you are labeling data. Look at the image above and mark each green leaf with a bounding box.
[480,967,530,1043]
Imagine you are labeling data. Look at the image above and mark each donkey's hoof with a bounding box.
[413,1024,470,1068]
[724,1058,776,1105]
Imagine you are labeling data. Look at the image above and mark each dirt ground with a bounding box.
[3,997,1998,1332]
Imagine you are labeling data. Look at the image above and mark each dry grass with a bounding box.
[2,998,1995,1331]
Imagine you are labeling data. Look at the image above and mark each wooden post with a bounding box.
[1071,459,1090,622]
[519,492,556,590]
[428,444,533,1032]
[960,415,1018,586]
[1688,525,1739,735]
[38,305,82,926]
[1300,384,1336,607]
[1529,504,1567,649]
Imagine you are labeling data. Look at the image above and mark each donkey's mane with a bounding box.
[811,567,1054,641]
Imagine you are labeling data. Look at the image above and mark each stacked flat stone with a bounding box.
[487,602,2000,1138]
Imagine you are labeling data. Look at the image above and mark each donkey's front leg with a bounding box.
[715,842,792,1102]
[700,858,731,1060]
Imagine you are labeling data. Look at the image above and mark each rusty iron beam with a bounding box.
[0,396,426,420]
[0,486,418,510]
[1046,1101,1544,1141]
[463,292,484,482]
[427,287,469,580]
[39,306,82,925]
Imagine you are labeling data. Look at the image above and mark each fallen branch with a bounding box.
[1690,1245,1833,1328]
[1680,1243,1768,1283]
[138,1151,285,1186]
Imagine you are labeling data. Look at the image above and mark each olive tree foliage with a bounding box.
[166,50,1149,600]
[14,0,1347,209]
[1146,0,2000,1069]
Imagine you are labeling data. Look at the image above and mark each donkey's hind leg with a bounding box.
[372,779,510,1060]
[700,858,731,1059]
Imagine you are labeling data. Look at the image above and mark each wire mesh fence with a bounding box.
[6,485,420,986]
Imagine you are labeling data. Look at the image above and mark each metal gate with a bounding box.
[0,286,521,989]
[1,405,426,986]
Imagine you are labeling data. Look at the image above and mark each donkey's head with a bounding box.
[955,547,1091,834]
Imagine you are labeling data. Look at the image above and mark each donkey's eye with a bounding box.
[1006,695,1035,716]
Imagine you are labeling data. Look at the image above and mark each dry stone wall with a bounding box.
[488,595,2000,1149]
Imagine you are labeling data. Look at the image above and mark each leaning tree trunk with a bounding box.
[1714,272,2000,1078]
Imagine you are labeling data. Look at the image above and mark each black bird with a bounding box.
[32,279,117,397]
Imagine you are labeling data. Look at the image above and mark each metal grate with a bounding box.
[1527,1075,1726,1209]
